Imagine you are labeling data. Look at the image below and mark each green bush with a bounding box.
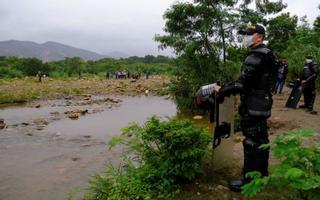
[86,116,210,199]
[241,129,320,200]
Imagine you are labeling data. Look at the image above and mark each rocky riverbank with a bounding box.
[0,76,170,104]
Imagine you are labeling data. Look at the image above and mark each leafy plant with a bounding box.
[242,129,320,200]
[86,116,210,199]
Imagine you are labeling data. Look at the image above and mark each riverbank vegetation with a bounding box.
[242,129,320,200]
[85,118,319,199]
[85,116,210,200]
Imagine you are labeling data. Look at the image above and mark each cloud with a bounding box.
[0,0,318,56]
[283,0,319,23]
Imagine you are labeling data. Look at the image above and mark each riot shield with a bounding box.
[212,96,235,170]
[285,80,303,108]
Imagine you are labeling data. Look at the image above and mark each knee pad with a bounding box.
[243,137,269,152]
[243,138,257,148]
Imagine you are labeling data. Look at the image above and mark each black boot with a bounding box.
[228,179,245,192]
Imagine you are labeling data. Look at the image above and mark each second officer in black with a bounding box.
[213,24,278,192]
[299,56,318,113]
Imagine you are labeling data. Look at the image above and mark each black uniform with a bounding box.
[218,44,278,178]
[300,62,318,110]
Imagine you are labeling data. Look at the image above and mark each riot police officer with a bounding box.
[213,24,278,192]
[299,56,318,112]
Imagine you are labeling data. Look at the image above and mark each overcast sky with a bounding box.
[0,0,319,56]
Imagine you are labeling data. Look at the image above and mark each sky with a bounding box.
[0,0,319,57]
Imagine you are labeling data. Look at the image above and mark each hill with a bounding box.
[0,40,105,61]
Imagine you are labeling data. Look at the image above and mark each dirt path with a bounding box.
[270,87,320,135]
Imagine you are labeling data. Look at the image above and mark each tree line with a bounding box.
[0,55,177,79]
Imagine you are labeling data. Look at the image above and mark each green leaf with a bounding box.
[241,174,269,197]
[107,136,125,150]
[284,168,305,180]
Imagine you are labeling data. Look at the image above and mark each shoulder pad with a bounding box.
[244,54,261,66]
[250,47,271,55]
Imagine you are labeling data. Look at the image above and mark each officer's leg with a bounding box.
[304,88,312,109]
[228,115,269,192]
[302,89,309,108]
[308,89,316,110]
[242,117,269,177]
[279,79,285,94]
[273,79,280,94]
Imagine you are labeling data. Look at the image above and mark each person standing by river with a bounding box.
[36,71,42,82]
[213,24,278,192]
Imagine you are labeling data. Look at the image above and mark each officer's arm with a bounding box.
[218,81,245,99]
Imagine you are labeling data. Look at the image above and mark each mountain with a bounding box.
[0,40,105,61]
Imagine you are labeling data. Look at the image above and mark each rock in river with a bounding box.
[0,119,6,129]
[68,113,79,120]
[33,118,49,126]
[65,108,88,119]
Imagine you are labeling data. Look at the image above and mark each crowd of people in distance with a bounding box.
[105,70,150,80]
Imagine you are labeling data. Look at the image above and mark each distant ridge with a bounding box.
[0,40,105,61]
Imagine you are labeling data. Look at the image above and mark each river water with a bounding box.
[0,95,235,200]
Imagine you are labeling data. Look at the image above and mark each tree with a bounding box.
[238,0,286,24]
[18,57,43,76]
[267,13,298,55]
[283,25,320,79]
[313,6,320,47]
[65,57,85,77]
[155,0,286,110]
